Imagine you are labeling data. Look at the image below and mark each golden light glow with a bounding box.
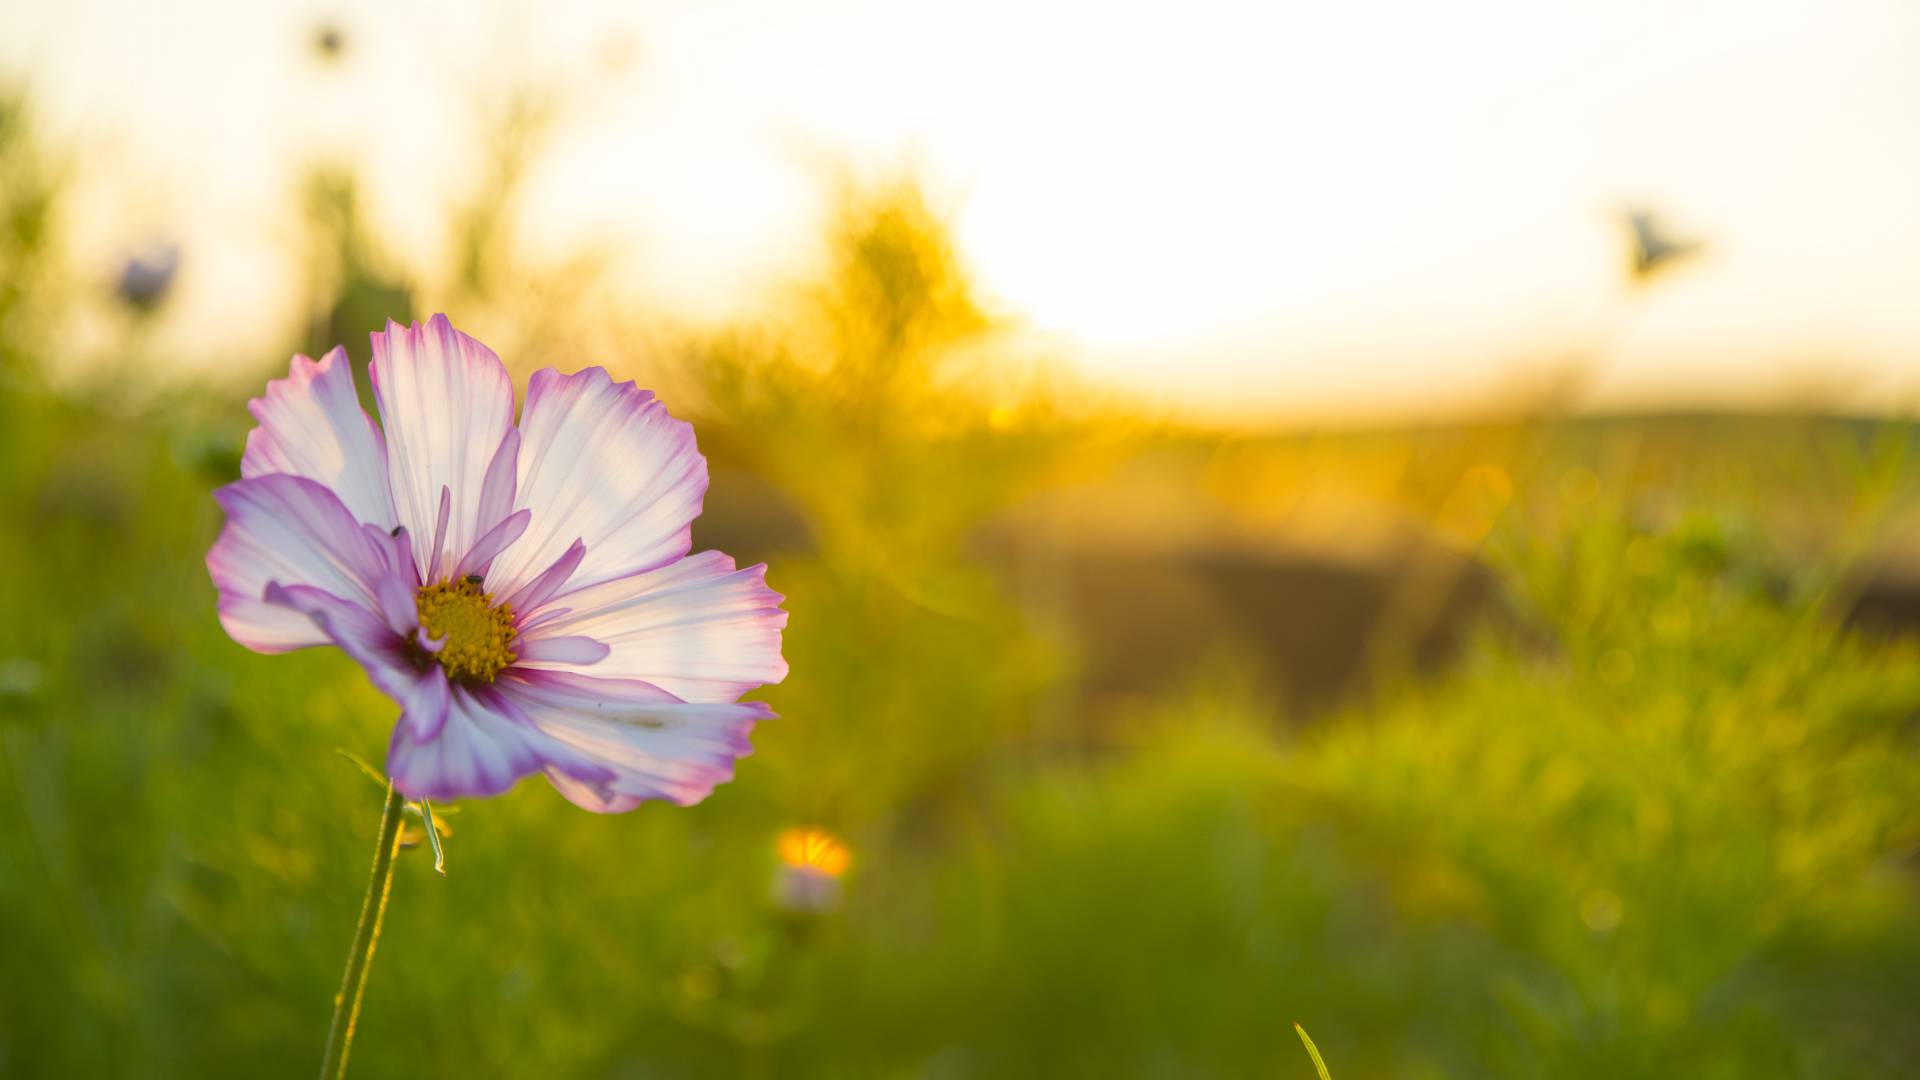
[10,0,1920,418]
[778,827,851,877]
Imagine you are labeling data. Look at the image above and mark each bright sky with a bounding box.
[6,0,1920,420]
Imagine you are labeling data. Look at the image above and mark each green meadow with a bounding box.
[4,90,1920,1079]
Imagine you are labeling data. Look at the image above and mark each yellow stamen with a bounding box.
[415,577,516,682]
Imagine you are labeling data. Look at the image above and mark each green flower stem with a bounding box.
[319,782,407,1080]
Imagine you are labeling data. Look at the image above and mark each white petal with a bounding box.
[241,347,396,528]
[498,669,769,810]
[514,635,610,664]
[207,475,394,652]
[514,551,787,703]
[369,316,517,584]
[484,367,707,597]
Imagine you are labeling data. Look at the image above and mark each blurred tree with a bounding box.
[298,166,412,395]
[679,177,1102,837]
[812,177,992,415]
[448,89,560,306]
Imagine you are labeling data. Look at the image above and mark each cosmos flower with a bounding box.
[207,315,788,809]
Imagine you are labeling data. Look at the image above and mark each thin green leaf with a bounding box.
[1294,1023,1332,1080]
[335,749,389,789]
[419,797,446,875]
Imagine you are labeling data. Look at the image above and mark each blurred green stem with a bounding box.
[319,782,406,1080]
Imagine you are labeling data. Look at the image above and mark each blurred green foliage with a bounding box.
[2,86,1919,1080]
[0,88,65,377]
[300,166,415,379]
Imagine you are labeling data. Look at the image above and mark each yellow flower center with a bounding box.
[415,577,517,682]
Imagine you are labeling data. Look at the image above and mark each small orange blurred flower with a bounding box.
[777,827,851,877]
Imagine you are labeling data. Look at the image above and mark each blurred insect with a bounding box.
[1621,206,1701,283]
[314,23,346,61]
[114,242,179,313]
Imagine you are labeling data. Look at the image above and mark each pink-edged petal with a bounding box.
[517,606,573,635]
[474,428,520,541]
[385,683,596,801]
[362,523,422,590]
[425,485,453,584]
[483,367,708,597]
[496,669,771,810]
[515,551,787,703]
[501,538,586,614]
[514,635,610,664]
[357,522,429,637]
[208,474,394,653]
[370,315,516,585]
[373,574,419,637]
[397,666,452,741]
[362,527,421,633]
[241,347,396,529]
[454,508,531,582]
[258,582,450,740]
[545,772,649,815]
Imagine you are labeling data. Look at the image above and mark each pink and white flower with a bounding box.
[207,316,788,810]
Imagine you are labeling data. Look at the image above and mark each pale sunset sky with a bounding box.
[5,0,1919,420]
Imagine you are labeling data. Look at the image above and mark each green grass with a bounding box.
[5,365,1920,1077]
